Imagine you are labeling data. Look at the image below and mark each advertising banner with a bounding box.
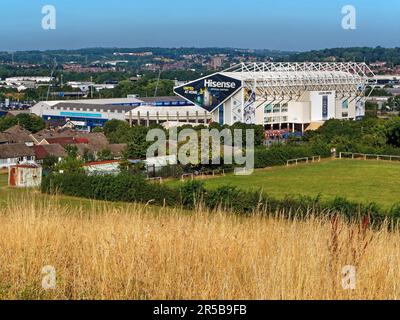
[322,95,328,119]
[355,99,365,119]
[174,73,242,112]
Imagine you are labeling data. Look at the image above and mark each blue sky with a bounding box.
[1,0,399,51]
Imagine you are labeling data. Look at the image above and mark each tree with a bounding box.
[15,114,46,133]
[103,119,130,143]
[0,114,45,133]
[0,116,18,132]
[55,157,84,174]
[92,126,103,133]
[97,148,113,161]
[42,155,59,173]
[65,145,79,158]
[122,126,153,159]
[386,118,400,147]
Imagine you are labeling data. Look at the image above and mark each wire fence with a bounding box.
[338,152,400,162]
[286,156,321,167]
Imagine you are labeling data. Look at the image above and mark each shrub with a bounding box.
[179,180,206,209]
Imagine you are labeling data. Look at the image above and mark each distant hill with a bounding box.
[0,47,293,65]
[2,46,400,65]
[285,47,400,65]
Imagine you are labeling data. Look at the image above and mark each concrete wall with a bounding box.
[310,91,336,122]
[9,166,42,188]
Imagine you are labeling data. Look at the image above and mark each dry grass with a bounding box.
[0,194,400,300]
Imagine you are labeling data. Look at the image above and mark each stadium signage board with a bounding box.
[174,73,242,112]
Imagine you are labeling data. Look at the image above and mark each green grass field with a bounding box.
[170,159,400,208]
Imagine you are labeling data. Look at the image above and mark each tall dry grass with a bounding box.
[0,194,399,300]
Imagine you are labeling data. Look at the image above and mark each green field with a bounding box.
[171,159,400,208]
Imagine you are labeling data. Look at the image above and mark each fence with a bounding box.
[287,156,321,167]
[339,152,400,162]
[181,168,238,181]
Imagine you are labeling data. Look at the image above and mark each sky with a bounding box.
[1,0,399,51]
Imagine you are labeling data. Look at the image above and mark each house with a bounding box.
[0,143,36,168]
[1,125,34,144]
[33,144,67,163]
[8,164,42,188]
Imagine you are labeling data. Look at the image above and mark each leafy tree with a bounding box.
[0,114,45,133]
[386,119,400,147]
[82,148,95,163]
[0,116,18,132]
[103,119,130,143]
[65,145,79,158]
[98,148,113,161]
[55,157,84,174]
[91,126,104,133]
[42,155,59,173]
[123,126,152,159]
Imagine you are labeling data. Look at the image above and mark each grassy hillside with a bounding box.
[0,196,398,299]
[1,164,400,299]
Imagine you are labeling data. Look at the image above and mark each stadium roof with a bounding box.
[221,62,375,103]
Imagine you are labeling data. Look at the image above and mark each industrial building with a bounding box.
[174,62,375,131]
[31,96,210,131]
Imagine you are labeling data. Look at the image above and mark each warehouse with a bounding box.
[31,96,210,131]
[174,62,375,131]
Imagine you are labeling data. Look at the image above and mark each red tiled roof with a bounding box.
[33,145,48,160]
[74,137,89,144]
[45,137,75,146]
[33,144,67,160]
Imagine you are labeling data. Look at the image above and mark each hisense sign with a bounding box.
[204,79,237,89]
[174,73,242,112]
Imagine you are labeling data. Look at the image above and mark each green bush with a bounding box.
[254,143,330,169]
[179,180,206,209]
[42,173,179,206]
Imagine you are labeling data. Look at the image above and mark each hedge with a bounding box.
[42,173,179,207]
[42,173,400,228]
[254,143,331,169]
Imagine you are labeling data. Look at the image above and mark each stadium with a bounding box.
[30,62,375,132]
[174,62,375,131]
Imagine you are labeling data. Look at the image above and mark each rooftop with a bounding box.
[0,143,35,158]
[33,144,67,160]
[50,102,136,113]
